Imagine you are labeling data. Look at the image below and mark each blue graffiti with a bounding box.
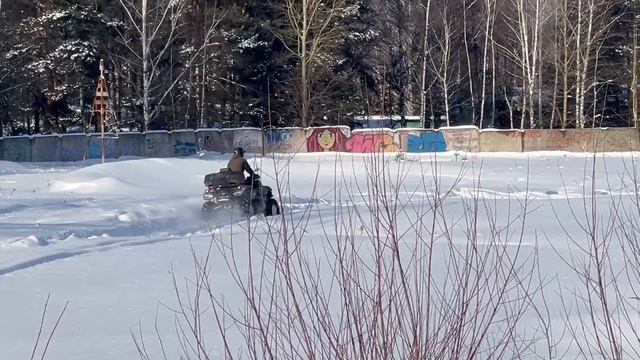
[88,136,118,159]
[266,130,292,145]
[174,139,197,156]
[407,132,447,152]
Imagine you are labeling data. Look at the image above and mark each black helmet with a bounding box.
[233,147,245,156]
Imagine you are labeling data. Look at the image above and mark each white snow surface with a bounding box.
[1,151,640,359]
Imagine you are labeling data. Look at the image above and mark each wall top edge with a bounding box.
[1,127,637,141]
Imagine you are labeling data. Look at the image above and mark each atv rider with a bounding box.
[227,147,256,185]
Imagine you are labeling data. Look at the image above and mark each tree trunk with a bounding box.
[142,0,150,131]
[419,2,430,128]
[443,16,451,127]
[562,0,569,129]
[550,7,559,129]
[491,33,496,127]
[462,0,475,125]
[300,0,309,127]
[479,0,494,129]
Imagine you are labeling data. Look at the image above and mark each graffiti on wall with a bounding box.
[174,139,196,156]
[197,134,215,151]
[306,128,448,153]
[406,132,447,152]
[266,130,293,145]
[266,129,307,152]
[443,130,478,151]
[233,130,262,152]
[88,136,117,159]
[547,131,592,150]
[346,133,400,153]
[145,138,155,152]
[307,128,349,152]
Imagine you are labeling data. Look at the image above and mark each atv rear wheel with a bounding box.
[265,199,280,216]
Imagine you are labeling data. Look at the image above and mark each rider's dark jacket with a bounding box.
[227,154,254,176]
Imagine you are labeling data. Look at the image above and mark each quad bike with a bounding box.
[202,169,280,218]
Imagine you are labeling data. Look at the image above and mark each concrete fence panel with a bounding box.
[118,132,144,157]
[144,130,171,158]
[233,128,263,154]
[522,129,595,152]
[60,134,88,161]
[551,129,594,152]
[521,130,547,151]
[306,126,351,152]
[31,135,61,162]
[218,129,236,152]
[440,126,480,152]
[347,128,401,153]
[88,134,119,159]
[2,136,31,162]
[170,130,197,157]
[397,129,447,152]
[195,129,224,152]
[265,128,307,153]
[4,127,640,163]
[592,128,640,152]
[479,130,523,152]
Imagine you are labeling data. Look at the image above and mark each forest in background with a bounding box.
[0,0,637,135]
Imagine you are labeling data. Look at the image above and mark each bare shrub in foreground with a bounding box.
[31,294,68,360]
[550,154,640,359]
[136,151,559,359]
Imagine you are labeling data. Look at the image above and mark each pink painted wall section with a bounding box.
[346,129,400,153]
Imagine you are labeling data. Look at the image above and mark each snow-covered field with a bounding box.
[2,151,640,359]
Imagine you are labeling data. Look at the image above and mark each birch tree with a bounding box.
[502,0,548,129]
[428,4,456,127]
[555,0,573,129]
[461,0,476,125]
[278,0,345,127]
[573,0,619,128]
[114,0,221,130]
[478,0,497,129]
[419,0,433,128]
